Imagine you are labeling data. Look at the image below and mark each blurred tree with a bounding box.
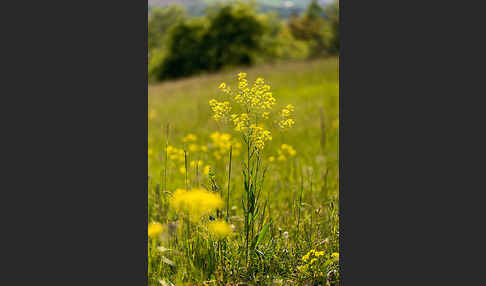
[148,5,186,53]
[201,3,265,71]
[307,0,324,19]
[288,0,334,58]
[325,1,339,54]
[259,12,309,62]
[159,20,207,79]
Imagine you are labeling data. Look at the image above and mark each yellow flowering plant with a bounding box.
[207,220,233,240]
[297,249,340,284]
[210,72,295,151]
[209,72,295,269]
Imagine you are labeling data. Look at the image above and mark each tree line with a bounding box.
[148,0,339,82]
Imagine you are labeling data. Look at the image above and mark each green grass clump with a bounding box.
[148,57,339,285]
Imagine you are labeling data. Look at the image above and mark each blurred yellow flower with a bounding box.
[148,222,163,238]
[208,220,233,239]
[179,166,186,174]
[170,188,223,222]
[203,165,210,176]
[190,160,203,169]
[297,265,308,272]
[182,134,197,143]
[279,105,295,129]
[277,144,296,161]
[210,132,241,159]
[188,144,199,152]
[148,148,153,156]
[167,145,185,163]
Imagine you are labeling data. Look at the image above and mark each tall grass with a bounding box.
[148,58,339,285]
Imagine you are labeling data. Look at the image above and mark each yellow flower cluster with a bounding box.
[297,249,326,273]
[170,188,224,222]
[332,252,339,262]
[231,113,250,132]
[211,73,295,151]
[249,124,272,150]
[167,145,185,163]
[279,104,295,129]
[148,222,163,238]
[277,144,296,161]
[180,159,210,175]
[209,99,231,122]
[168,139,211,175]
[182,133,197,143]
[190,159,204,169]
[203,165,211,176]
[302,249,325,262]
[207,220,233,239]
[210,131,241,159]
[233,74,276,114]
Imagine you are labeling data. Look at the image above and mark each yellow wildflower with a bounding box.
[210,132,241,159]
[170,188,223,222]
[190,160,203,169]
[332,252,339,262]
[188,144,199,152]
[148,222,163,238]
[148,148,153,156]
[297,265,308,272]
[208,220,233,239]
[278,144,296,160]
[302,249,316,262]
[203,165,211,176]
[279,105,295,129]
[179,166,186,174]
[167,145,185,162]
[249,124,272,150]
[209,99,232,121]
[232,113,249,131]
[268,156,275,162]
[238,72,247,80]
[182,134,197,143]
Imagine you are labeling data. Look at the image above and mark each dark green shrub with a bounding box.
[159,20,207,80]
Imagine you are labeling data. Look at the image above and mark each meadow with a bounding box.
[148,57,339,285]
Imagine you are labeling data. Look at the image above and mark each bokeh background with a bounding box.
[148,0,338,82]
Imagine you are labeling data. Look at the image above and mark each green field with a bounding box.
[148,57,339,285]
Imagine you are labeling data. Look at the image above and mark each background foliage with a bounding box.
[148,0,339,82]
